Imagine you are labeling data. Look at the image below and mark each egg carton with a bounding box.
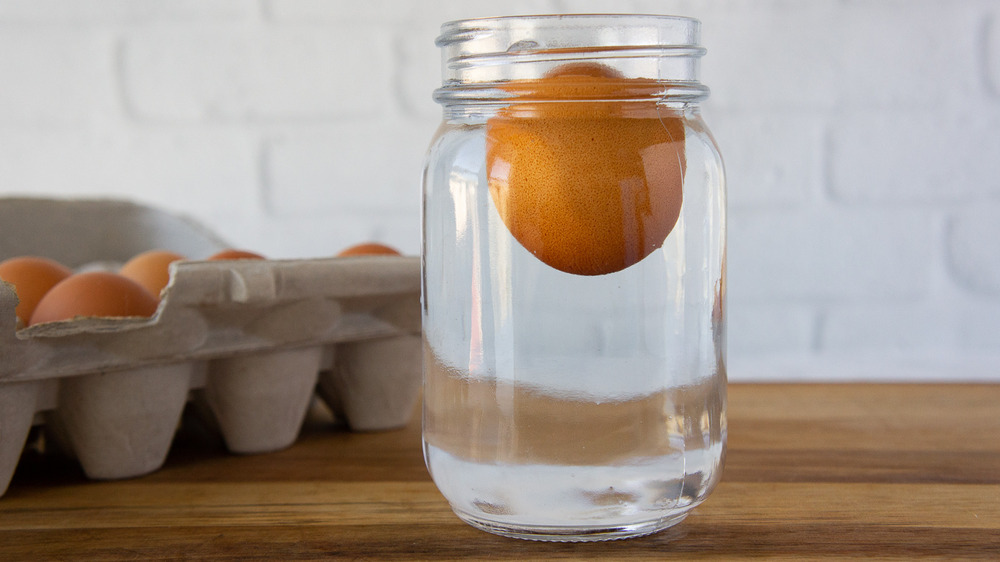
[0,197,422,497]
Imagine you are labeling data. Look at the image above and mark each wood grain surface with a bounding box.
[1,383,998,560]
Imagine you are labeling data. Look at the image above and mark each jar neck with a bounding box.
[434,14,709,109]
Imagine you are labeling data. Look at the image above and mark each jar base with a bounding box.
[453,509,689,542]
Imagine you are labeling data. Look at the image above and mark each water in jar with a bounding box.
[421,110,726,540]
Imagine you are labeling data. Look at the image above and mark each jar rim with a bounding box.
[437,13,702,43]
[437,13,702,48]
[435,14,708,107]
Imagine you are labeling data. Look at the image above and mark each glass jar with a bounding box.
[421,14,726,542]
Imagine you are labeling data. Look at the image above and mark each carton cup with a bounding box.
[318,334,422,432]
[205,347,323,454]
[51,363,193,480]
[0,380,42,493]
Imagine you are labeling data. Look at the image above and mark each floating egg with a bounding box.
[486,62,685,276]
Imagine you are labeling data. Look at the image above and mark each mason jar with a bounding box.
[421,14,726,542]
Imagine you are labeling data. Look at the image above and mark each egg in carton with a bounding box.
[0,198,421,497]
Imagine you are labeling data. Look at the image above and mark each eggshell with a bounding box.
[208,249,265,261]
[485,62,685,276]
[0,256,73,324]
[120,250,186,299]
[29,271,159,326]
[337,242,401,257]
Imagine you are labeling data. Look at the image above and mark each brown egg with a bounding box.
[0,256,74,324]
[337,242,401,257]
[207,249,265,261]
[486,62,685,276]
[119,250,186,299]
[29,271,159,326]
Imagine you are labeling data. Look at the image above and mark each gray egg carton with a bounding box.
[0,198,421,497]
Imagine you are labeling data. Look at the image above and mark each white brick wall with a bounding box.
[0,30,116,125]
[1,0,999,381]
[948,209,1000,295]
[122,27,394,121]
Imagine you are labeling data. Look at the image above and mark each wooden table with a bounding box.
[1,383,998,560]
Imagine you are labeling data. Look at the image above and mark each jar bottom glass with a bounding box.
[454,510,689,542]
